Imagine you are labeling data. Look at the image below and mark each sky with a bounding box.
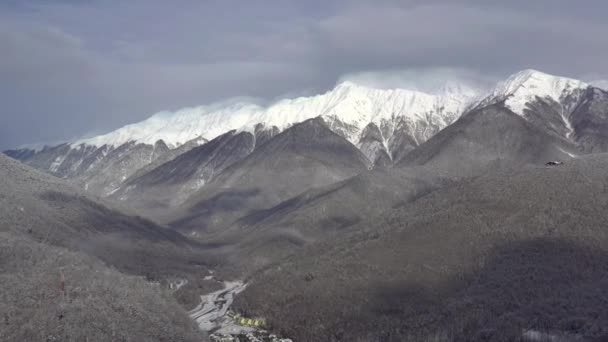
[2,0,608,149]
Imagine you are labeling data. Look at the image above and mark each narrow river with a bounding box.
[189,280,253,334]
[188,280,293,341]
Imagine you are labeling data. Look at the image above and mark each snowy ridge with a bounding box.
[7,69,601,199]
[72,69,594,149]
[479,69,589,115]
[75,81,481,148]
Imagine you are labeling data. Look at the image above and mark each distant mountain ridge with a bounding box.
[4,69,607,201]
[74,79,480,148]
[64,69,595,150]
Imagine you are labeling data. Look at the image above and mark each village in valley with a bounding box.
[188,280,293,342]
[208,311,292,342]
[210,331,293,342]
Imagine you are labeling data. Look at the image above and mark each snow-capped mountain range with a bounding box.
[5,69,607,199]
[75,69,592,150]
[77,79,480,149]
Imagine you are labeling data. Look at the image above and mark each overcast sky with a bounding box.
[2,0,608,149]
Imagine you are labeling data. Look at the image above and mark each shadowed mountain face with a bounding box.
[0,153,211,280]
[110,130,256,219]
[0,232,206,342]
[505,85,608,153]
[3,140,173,196]
[357,123,393,167]
[186,90,608,276]
[399,103,579,177]
[107,124,280,220]
[571,87,608,152]
[204,167,451,273]
[236,154,608,341]
[0,154,208,341]
[169,118,371,236]
[383,118,423,162]
[124,136,208,181]
[517,87,587,141]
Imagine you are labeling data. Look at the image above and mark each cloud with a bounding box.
[337,68,496,93]
[314,2,608,76]
[590,80,608,91]
[0,23,103,148]
[1,0,608,149]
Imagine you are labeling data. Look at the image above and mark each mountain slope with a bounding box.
[571,87,608,152]
[478,69,588,117]
[0,153,214,280]
[170,118,371,235]
[399,103,579,176]
[4,140,173,196]
[399,70,608,177]
[5,69,601,196]
[125,135,208,181]
[236,154,608,341]
[5,76,481,184]
[0,154,208,341]
[475,70,608,147]
[357,123,393,166]
[215,74,608,273]
[207,166,450,273]
[75,81,479,151]
[0,232,205,342]
[111,130,257,219]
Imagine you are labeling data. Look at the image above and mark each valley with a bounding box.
[4,69,608,341]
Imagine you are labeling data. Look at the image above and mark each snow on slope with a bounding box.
[75,81,482,148]
[73,69,594,150]
[479,69,589,115]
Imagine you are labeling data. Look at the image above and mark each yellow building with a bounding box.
[236,317,266,327]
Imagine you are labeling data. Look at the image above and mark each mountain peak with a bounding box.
[69,77,480,149]
[49,69,592,153]
[498,69,587,96]
[505,69,586,89]
[479,69,589,115]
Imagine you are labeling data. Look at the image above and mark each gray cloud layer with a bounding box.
[2,0,608,149]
